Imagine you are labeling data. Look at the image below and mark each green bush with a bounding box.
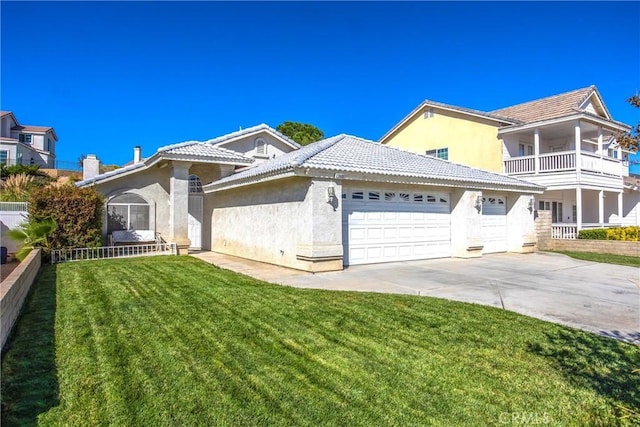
[578,226,640,241]
[578,228,608,240]
[29,185,105,249]
[0,164,48,179]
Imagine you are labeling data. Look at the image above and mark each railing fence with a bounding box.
[51,242,178,264]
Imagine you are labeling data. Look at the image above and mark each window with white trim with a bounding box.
[426,147,448,160]
[518,143,533,156]
[107,193,150,233]
[19,134,32,144]
[0,150,7,165]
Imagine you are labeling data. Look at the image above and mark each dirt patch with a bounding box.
[1,260,20,282]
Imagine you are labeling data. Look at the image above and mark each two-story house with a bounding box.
[380,86,639,238]
[0,111,58,168]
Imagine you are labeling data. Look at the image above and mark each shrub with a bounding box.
[29,185,105,249]
[606,226,640,242]
[0,164,47,179]
[7,217,57,261]
[578,226,640,241]
[578,228,608,240]
[0,173,35,201]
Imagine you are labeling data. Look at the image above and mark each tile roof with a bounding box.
[207,135,544,192]
[421,99,520,124]
[11,125,54,133]
[76,162,146,187]
[489,86,599,123]
[158,141,254,163]
[205,123,301,149]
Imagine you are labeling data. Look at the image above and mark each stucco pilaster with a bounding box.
[506,194,537,253]
[170,161,192,253]
[449,189,483,258]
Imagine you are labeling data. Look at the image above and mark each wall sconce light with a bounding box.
[474,195,482,212]
[529,197,535,209]
[327,184,336,203]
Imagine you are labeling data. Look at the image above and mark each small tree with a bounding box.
[276,121,325,146]
[617,94,640,153]
[29,185,104,249]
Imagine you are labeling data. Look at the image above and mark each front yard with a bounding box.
[2,256,639,426]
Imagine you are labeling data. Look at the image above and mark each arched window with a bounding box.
[189,175,203,193]
[255,137,266,155]
[107,193,150,232]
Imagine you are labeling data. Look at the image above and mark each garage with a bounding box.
[342,188,451,265]
[481,195,508,253]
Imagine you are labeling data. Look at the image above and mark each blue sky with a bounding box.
[1,1,639,168]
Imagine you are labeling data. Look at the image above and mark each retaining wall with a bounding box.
[0,249,41,350]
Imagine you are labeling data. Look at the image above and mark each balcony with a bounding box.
[504,151,624,177]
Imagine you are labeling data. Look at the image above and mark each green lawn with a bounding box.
[2,256,639,426]
[550,250,640,267]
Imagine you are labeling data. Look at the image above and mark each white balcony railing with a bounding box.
[504,151,623,176]
[551,223,622,240]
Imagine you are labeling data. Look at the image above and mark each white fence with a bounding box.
[0,202,29,253]
[51,242,178,264]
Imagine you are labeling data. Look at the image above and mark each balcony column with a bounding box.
[597,127,603,174]
[618,192,623,224]
[598,190,604,226]
[576,187,582,231]
[574,120,581,174]
[534,128,540,174]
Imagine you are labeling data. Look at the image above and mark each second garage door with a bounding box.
[342,189,451,266]
[481,195,508,253]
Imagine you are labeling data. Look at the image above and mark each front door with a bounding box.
[188,196,203,250]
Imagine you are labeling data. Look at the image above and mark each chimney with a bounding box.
[134,146,142,164]
[82,154,100,181]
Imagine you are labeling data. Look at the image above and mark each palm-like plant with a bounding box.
[7,218,58,261]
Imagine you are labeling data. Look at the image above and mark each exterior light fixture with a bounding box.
[475,195,482,212]
[327,184,336,203]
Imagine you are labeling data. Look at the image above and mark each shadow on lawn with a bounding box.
[528,328,640,415]
[1,264,59,426]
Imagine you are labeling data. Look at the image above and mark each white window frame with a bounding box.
[426,147,448,160]
[255,137,267,157]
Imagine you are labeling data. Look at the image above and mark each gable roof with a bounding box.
[379,100,518,144]
[77,141,254,187]
[205,135,544,193]
[206,123,301,150]
[1,111,59,140]
[489,85,611,123]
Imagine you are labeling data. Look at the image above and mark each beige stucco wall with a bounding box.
[94,162,229,248]
[506,194,538,252]
[210,177,343,272]
[449,189,484,257]
[383,108,504,172]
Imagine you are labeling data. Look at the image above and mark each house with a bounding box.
[77,124,543,272]
[0,111,58,168]
[379,86,639,237]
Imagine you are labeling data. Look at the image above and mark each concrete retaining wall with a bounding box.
[544,239,640,257]
[0,249,41,350]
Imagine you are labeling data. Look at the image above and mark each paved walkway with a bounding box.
[192,251,640,344]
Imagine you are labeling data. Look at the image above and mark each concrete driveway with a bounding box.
[193,252,640,344]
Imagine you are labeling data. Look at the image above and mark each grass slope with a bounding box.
[2,256,639,426]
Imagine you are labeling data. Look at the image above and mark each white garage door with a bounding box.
[481,195,507,253]
[342,189,451,266]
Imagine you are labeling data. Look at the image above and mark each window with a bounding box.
[368,191,380,201]
[0,150,7,165]
[351,191,364,200]
[424,108,435,119]
[518,143,533,156]
[255,137,267,156]
[189,175,203,193]
[107,193,150,233]
[538,201,550,211]
[18,134,32,144]
[426,147,448,160]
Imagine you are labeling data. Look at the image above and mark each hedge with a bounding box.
[578,226,640,241]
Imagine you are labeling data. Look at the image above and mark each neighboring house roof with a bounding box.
[489,85,611,123]
[206,123,301,150]
[624,176,640,192]
[379,99,518,144]
[77,141,254,187]
[205,135,545,193]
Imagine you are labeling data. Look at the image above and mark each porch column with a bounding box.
[618,192,623,225]
[170,161,192,254]
[597,127,603,173]
[534,128,540,174]
[574,120,581,173]
[576,187,582,231]
[598,190,604,226]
